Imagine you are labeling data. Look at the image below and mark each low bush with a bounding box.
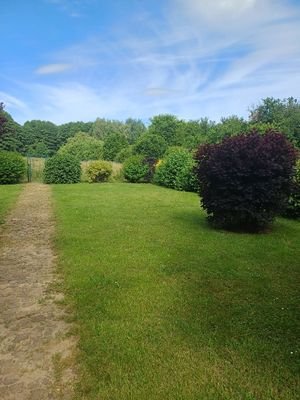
[43,154,81,184]
[195,130,297,231]
[86,160,112,183]
[123,155,151,183]
[282,159,300,219]
[0,151,26,184]
[154,147,198,192]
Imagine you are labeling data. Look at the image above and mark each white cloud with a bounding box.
[4,0,300,124]
[35,63,73,75]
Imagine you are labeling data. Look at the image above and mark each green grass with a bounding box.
[52,183,300,400]
[0,184,23,224]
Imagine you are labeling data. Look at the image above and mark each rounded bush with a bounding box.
[0,151,26,184]
[86,160,112,183]
[195,130,297,231]
[154,147,198,192]
[43,154,81,184]
[123,155,150,183]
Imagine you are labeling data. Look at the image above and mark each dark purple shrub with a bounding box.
[195,130,297,231]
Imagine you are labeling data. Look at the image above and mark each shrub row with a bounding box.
[43,154,114,184]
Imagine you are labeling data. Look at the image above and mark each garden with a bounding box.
[0,97,300,399]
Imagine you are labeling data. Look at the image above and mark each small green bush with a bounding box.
[86,160,112,183]
[123,155,150,183]
[0,151,26,184]
[43,154,81,184]
[154,147,198,192]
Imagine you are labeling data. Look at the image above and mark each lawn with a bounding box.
[52,183,300,400]
[0,184,23,224]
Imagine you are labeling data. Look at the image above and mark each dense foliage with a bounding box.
[58,133,103,160]
[86,160,112,183]
[43,154,81,184]
[133,133,167,159]
[148,114,180,145]
[250,97,300,147]
[103,132,128,161]
[114,145,133,162]
[154,147,197,192]
[282,159,300,219]
[0,104,21,152]
[195,130,297,231]
[123,155,150,183]
[0,151,26,184]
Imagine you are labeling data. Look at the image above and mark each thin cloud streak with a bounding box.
[35,63,73,75]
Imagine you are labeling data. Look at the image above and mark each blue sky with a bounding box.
[1,0,300,124]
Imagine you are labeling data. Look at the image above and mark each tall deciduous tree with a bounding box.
[148,114,180,145]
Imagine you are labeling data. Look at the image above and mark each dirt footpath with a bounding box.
[0,183,75,400]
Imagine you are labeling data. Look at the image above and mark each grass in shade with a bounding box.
[0,184,23,224]
[52,183,300,400]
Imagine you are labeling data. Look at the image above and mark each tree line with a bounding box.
[0,97,299,161]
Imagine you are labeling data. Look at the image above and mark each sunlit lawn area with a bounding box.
[53,183,300,400]
[0,184,23,224]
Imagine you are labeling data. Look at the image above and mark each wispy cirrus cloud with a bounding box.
[35,63,73,75]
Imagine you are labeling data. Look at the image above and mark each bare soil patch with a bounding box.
[0,183,75,400]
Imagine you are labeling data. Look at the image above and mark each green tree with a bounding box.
[148,114,180,145]
[175,118,214,149]
[103,132,128,161]
[125,118,146,144]
[249,97,300,147]
[21,120,58,155]
[208,116,248,143]
[27,141,50,157]
[0,104,22,152]
[57,121,93,149]
[91,118,128,140]
[58,133,103,161]
[133,133,167,159]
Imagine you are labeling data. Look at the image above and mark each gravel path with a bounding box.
[0,183,75,400]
